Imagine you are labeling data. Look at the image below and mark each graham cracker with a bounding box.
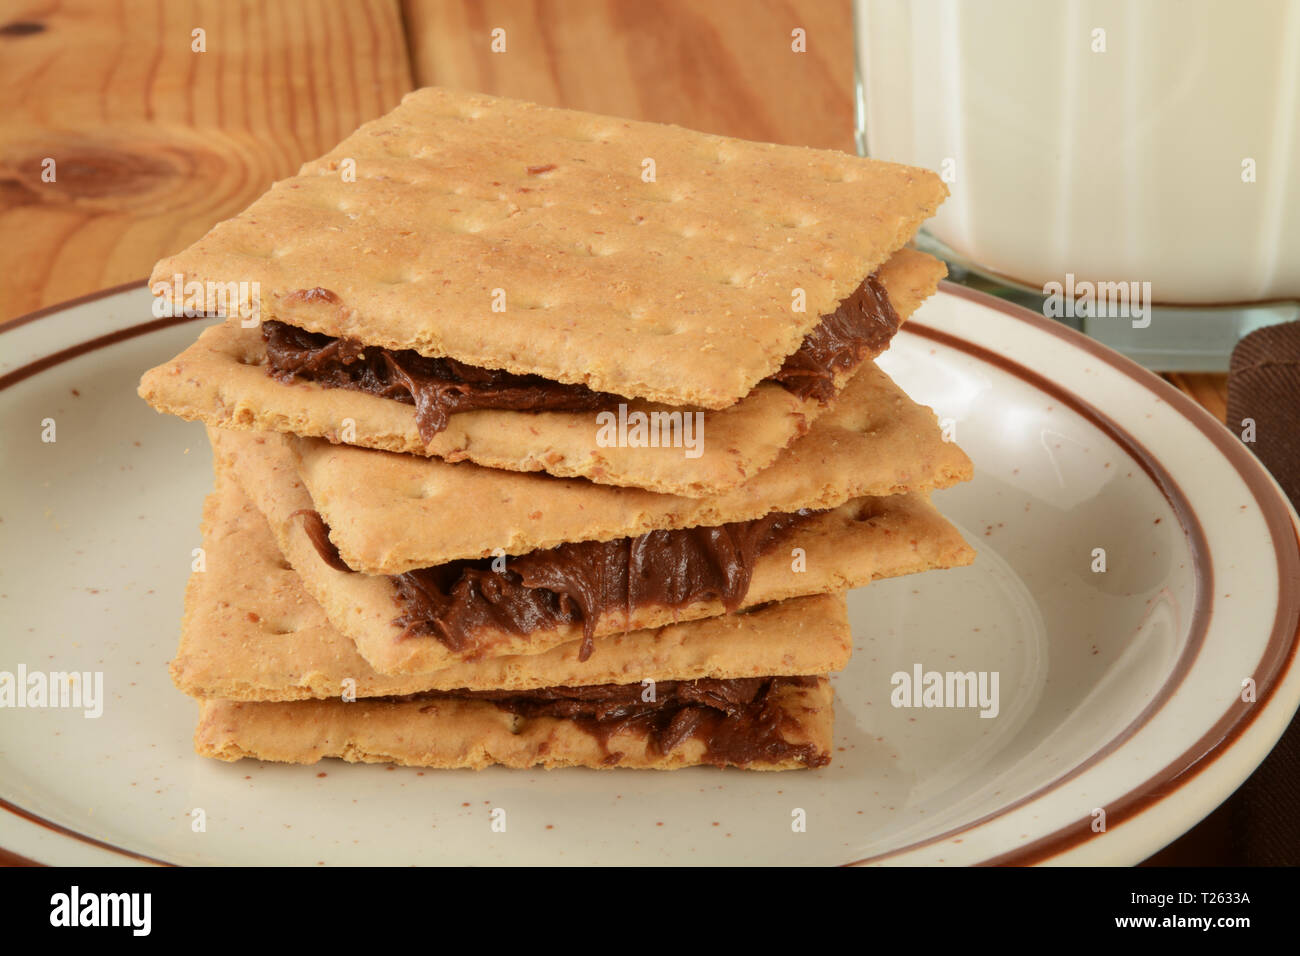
[174,471,853,700]
[252,360,973,574]
[193,677,834,770]
[139,248,945,498]
[149,87,947,409]
[215,431,974,676]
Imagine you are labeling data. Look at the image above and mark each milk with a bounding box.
[855,0,1300,303]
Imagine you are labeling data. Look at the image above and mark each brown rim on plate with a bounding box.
[0,278,148,335]
[0,845,41,866]
[905,285,1300,866]
[851,318,1295,865]
[980,525,1300,865]
[0,313,206,392]
[0,280,1295,867]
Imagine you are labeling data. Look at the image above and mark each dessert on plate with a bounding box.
[140,88,974,771]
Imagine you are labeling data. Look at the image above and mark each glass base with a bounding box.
[912,231,1300,373]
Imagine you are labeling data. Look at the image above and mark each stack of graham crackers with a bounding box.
[139,89,973,772]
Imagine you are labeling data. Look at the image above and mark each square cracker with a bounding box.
[232,360,973,574]
[174,471,853,701]
[139,248,945,498]
[216,430,974,676]
[194,677,834,771]
[149,87,947,408]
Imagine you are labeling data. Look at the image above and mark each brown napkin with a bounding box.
[1157,323,1300,865]
[1221,322,1300,865]
[1229,322,1300,505]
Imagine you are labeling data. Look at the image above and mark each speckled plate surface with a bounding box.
[0,282,1296,865]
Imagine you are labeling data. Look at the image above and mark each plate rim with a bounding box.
[856,290,1300,864]
[1,279,1296,867]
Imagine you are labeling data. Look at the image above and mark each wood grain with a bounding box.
[1163,372,1229,424]
[403,0,856,150]
[0,0,412,321]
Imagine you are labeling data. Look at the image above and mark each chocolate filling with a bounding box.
[262,321,616,440]
[260,271,900,440]
[389,676,828,767]
[296,507,815,662]
[289,509,350,572]
[390,509,815,661]
[770,270,901,403]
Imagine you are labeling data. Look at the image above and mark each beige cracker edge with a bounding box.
[150,87,947,408]
[284,360,974,574]
[138,248,945,498]
[173,469,855,701]
[193,678,835,771]
[214,428,974,677]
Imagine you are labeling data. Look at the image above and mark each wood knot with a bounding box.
[2,137,182,207]
[0,21,46,36]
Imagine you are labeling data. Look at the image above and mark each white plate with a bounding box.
[1,283,1296,866]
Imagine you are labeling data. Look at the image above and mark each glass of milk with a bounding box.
[854,0,1300,369]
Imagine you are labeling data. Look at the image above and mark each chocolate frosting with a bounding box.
[390,509,814,661]
[289,509,350,572]
[261,270,900,438]
[393,676,828,767]
[292,505,815,661]
[292,505,813,661]
[772,271,901,402]
[262,321,616,441]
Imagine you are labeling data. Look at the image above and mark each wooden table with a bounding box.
[0,0,1238,861]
